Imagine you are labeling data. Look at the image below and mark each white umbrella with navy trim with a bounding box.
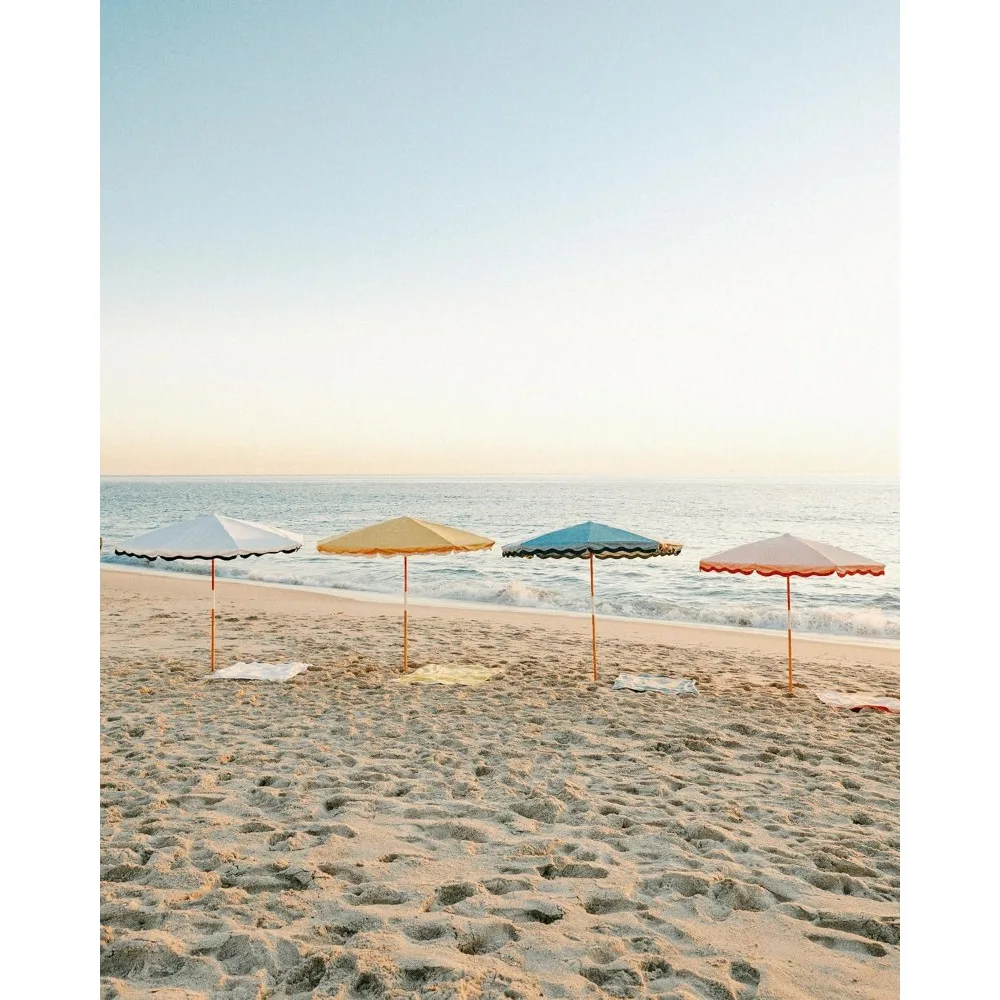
[114,514,302,671]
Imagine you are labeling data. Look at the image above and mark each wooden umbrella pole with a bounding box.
[786,575,792,696]
[403,556,408,674]
[211,557,216,673]
[590,553,597,682]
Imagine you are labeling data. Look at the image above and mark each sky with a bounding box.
[101,1,898,476]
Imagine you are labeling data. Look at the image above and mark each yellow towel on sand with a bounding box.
[396,663,494,686]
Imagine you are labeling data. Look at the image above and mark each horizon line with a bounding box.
[100,471,900,480]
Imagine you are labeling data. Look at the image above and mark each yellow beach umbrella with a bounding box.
[316,517,495,672]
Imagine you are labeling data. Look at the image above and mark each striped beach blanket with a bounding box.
[815,690,900,714]
[396,663,494,687]
[209,661,310,682]
[612,674,698,695]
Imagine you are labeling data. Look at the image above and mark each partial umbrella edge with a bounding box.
[113,545,302,561]
[698,562,884,577]
[502,541,682,559]
[316,541,495,556]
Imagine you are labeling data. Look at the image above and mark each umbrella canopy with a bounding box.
[699,533,885,695]
[317,516,494,556]
[503,522,683,680]
[114,514,303,671]
[699,534,885,578]
[316,517,495,673]
[114,513,303,561]
[502,521,682,560]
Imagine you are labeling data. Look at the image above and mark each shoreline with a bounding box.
[101,564,899,667]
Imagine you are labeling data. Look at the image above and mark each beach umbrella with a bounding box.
[502,522,683,681]
[316,517,495,672]
[699,534,885,696]
[114,514,303,671]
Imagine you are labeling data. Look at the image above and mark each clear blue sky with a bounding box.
[101,1,898,475]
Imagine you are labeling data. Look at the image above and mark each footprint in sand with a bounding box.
[433,882,479,906]
[583,890,638,915]
[482,876,532,895]
[313,912,381,944]
[456,921,520,955]
[344,884,410,906]
[420,820,492,843]
[639,958,746,1000]
[730,958,762,987]
[579,965,644,996]
[515,900,565,924]
[538,861,609,879]
[806,932,888,957]
[402,919,455,942]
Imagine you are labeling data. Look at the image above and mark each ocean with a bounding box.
[100,476,899,642]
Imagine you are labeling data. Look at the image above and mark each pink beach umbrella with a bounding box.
[699,534,885,696]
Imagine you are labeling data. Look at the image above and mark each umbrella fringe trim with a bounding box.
[699,564,884,577]
[113,547,302,561]
[503,543,682,559]
[316,544,494,556]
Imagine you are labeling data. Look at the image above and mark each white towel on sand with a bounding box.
[209,662,310,682]
[815,690,899,713]
[612,674,698,695]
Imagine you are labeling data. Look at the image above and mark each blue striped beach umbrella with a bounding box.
[503,522,682,681]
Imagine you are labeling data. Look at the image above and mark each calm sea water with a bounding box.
[100,477,899,641]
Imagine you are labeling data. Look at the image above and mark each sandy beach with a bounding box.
[101,568,899,999]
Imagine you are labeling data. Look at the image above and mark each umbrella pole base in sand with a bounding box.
[786,576,792,696]
[590,553,597,682]
[402,556,408,674]
[211,557,216,672]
